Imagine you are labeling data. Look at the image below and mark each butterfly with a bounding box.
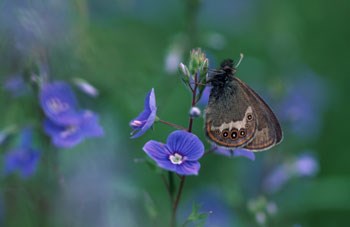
[204,57,283,151]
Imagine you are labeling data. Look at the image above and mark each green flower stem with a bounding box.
[171,176,186,227]
[187,71,199,133]
[185,0,201,49]
[157,119,187,130]
[203,147,215,158]
[168,172,175,202]
[161,172,173,205]
[171,71,200,227]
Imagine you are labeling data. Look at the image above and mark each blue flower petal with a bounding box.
[233,148,255,161]
[130,88,157,139]
[214,147,255,161]
[198,86,211,106]
[20,149,40,178]
[143,140,171,161]
[79,111,104,137]
[175,161,200,175]
[40,81,81,125]
[4,150,19,173]
[144,88,156,111]
[43,118,83,148]
[4,148,40,178]
[143,141,176,171]
[166,130,204,161]
[20,127,33,148]
[213,146,233,157]
[155,159,177,172]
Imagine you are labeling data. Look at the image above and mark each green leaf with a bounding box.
[183,203,210,227]
[144,192,158,220]
[134,157,163,174]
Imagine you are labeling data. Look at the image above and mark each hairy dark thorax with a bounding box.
[209,59,236,86]
[208,59,237,100]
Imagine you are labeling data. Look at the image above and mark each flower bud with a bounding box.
[73,78,99,97]
[179,63,190,78]
[188,48,208,76]
[189,106,201,118]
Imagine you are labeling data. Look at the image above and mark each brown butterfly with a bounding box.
[205,58,283,151]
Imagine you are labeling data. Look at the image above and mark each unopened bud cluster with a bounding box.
[178,48,208,83]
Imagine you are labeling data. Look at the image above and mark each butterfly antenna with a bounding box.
[235,53,244,68]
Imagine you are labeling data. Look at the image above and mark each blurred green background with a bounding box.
[0,0,349,226]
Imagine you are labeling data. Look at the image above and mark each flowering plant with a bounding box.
[130,49,256,226]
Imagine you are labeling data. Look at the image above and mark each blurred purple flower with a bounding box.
[143,130,204,175]
[263,152,319,193]
[262,165,289,194]
[279,71,327,138]
[3,74,28,97]
[4,128,40,178]
[43,110,103,148]
[165,48,183,74]
[0,1,72,57]
[214,147,255,161]
[73,78,99,97]
[40,81,81,125]
[293,153,319,177]
[40,81,103,148]
[181,188,236,226]
[130,88,157,139]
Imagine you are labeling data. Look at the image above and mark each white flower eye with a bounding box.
[169,153,184,165]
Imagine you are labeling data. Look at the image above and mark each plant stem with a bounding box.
[185,0,200,49]
[168,1,201,223]
[168,171,175,203]
[187,72,198,133]
[158,119,187,130]
[171,176,186,227]
[171,72,199,227]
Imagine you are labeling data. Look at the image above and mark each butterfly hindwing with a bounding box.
[205,79,257,148]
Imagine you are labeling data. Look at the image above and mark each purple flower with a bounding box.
[293,153,319,177]
[4,128,40,178]
[263,152,319,193]
[181,188,236,226]
[43,110,103,148]
[262,165,289,194]
[3,74,28,97]
[278,71,327,138]
[214,147,255,161]
[143,130,204,175]
[130,88,157,139]
[198,86,211,106]
[39,81,104,148]
[40,81,81,125]
[0,1,73,57]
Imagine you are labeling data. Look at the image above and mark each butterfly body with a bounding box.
[205,59,282,151]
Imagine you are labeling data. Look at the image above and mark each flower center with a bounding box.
[130,120,145,127]
[60,125,78,138]
[169,153,184,165]
[46,98,69,114]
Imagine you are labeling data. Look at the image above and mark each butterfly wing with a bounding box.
[205,80,258,148]
[233,77,283,151]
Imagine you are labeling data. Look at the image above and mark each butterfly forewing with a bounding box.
[233,77,283,151]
